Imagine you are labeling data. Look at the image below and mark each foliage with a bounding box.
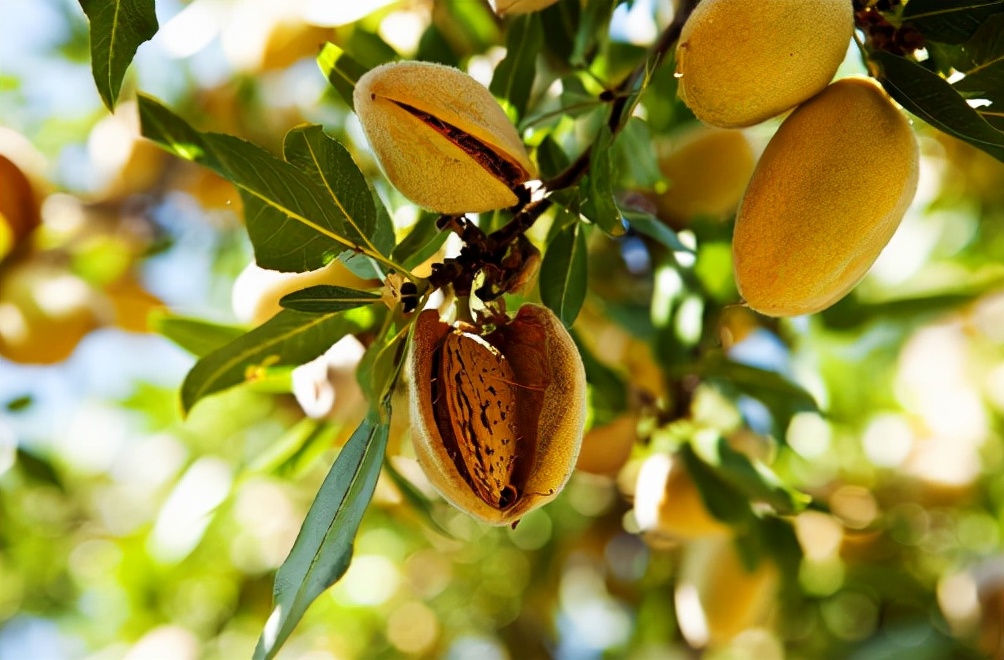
[1,0,1002,659]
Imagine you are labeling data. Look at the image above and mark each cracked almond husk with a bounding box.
[353,60,535,214]
[408,303,586,525]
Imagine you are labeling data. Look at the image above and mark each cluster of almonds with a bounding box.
[353,61,587,525]
[675,0,920,317]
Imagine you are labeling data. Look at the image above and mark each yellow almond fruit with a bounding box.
[353,61,535,214]
[575,414,638,477]
[408,303,586,525]
[675,536,779,648]
[489,0,560,16]
[733,77,919,317]
[676,0,853,128]
[653,128,756,227]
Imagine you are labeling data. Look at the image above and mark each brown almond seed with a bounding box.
[409,304,586,525]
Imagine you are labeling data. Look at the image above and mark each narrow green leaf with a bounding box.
[571,331,628,428]
[902,0,1004,44]
[382,457,455,539]
[138,96,371,270]
[952,15,1004,103]
[489,13,543,120]
[540,216,588,327]
[583,126,625,236]
[871,51,1004,162]
[571,0,616,66]
[150,313,247,357]
[316,42,370,110]
[357,324,408,405]
[623,209,692,253]
[679,444,755,527]
[610,118,662,189]
[392,211,449,270]
[78,0,158,109]
[279,285,381,314]
[181,309,367,414]
[691,433,811,515]
[254,412,389,660]
[535,135,571,181]
[283,125,384,256]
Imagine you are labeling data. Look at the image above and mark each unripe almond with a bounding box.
[676,0,853,128]
[354,61,535,214]
[408,304,586,525]
[733,77,919,317]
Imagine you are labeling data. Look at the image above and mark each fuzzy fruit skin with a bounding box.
[353,61,535,214]
[409,304,586,525]
[676,0,853,128]
[733,77,919,317]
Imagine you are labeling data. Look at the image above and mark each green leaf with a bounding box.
[690,433,811,516]
[871,51,1004,162]
[392,211,449,270]
[489,13,543,121]
[535,135,571,181]
[382,457,455,538]
[679,444,755,527]
[676,352,819,437]
[181,309,367,414]
[150,313,247,357]
[282,125,387,256]
[78,0,158,109]
[571,0,616,66]
[582,126,625,236]
[138,95,375,270]
[610,118,662,189]
[278,285,382,314]
[316,42,370,110]
[623,209,692,253]
[253,412,389,660]
[952,14,1004,104]
[357,323,409,405]
[571,331,628,428]
[902,0,1004,44]
[539,215,588,327]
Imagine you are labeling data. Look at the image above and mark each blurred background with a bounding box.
[1,0,1002,658]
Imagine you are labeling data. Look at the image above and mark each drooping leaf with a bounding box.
[138,95,377,270]
[690,433,811,516]
[416,23,459,67]
[679,443,755,527]
[571,331,628,428]
[392,211,449,270]
[676,352,819,438]
[623,209,692,253]
[489,13,543,120]
[278,285,382,314]
[78,0,158,109]
[356,323,409,405]
[610,118,663,189]
[571,0,617,66]
[181,309,368,414]
[151,313,247,357]
[582,125,625,235]
[535,134,571,181]
[282,125,387,256]
[540,215,588,327]
[382,457,455,538]
[901,0,1004,45]
[539,0,579,62]
[316,42,370,110]
[952,14,1004,103]
[871,51,1004,162]
[253,412,389,660]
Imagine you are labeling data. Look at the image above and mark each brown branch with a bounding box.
[541,0,701,192]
